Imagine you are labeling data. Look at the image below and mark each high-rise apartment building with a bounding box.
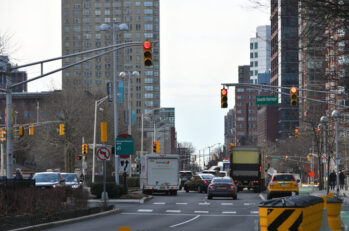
[238,65,250,84]
[61,0,160,126]
[270,0,299,138]
[249,25,271,84]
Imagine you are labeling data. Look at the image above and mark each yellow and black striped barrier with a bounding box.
[259,195,324,231]
[326,196,343,231]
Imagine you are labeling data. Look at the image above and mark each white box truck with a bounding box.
[140,154,180,195]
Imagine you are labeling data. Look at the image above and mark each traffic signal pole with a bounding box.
[5,66,14,178]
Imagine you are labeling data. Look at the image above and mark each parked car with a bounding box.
[61,173,81,189]
[179,171,193,190]
[32,172,65,189]
[184,173,215,193]
[267,173,299,199]
[207,177,237,200]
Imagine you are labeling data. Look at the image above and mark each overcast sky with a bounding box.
[0,0,270,154]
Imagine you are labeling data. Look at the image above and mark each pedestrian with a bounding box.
[28,173,34,180]
[15,168,23,180]
[339,170,345,190]
[329,170,337,190]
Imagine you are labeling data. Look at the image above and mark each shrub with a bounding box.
[90,183,124,199]
[127,177,140,187]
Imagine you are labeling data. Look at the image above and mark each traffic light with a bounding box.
[295,128,299,138]
[59,123,65,136]
[0,129,6,141]
[143,41,153,67]
[100,122,107,143]
[212,154,216,161]
[221,88,228,108]
[307,154,311,162]
[77,155,82,160]
[317,127,321,134]
[193,155,196,161]
[29,124,34,135]
[153,141,160,153]
[19,126,24,137]
[290,87,298,107]
[82,144,88,154]
[285,155,289,161]
[83,155,87,161]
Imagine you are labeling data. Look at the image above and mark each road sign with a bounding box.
[115,134,134,155]
[97,147,111,161]
[272,158,279,162]
[322,156,327,163]
[119,157,130,173]
[309,171,315,178]
[256,95,278,105]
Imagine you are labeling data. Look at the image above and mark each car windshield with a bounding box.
[273,175,294,181]
[200,174,214,180]
[62,174,78,182]
[33,174,59,183]
[212,178,232,184]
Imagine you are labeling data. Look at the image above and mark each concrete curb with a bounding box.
[88,196,152,204]
[9,208,121,231]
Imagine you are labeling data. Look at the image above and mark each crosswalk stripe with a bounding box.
[176,202,188,205]
[221,203,233,206]
[250,211,259,214]
[199,202,210,205]
[153,202,165,205]
[137,209,153,213]
[166,210,181,213]
[222,211,237,214]
[195,211,209,214]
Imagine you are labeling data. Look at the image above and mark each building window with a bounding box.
[144,9,153,14]
[144,1,153,6]
[95,10,101,16]
[124,1,132,7]
[254,42,258,49]
[144,70,153,76]
[113,2,121,7]
[250,43,253,49]
[144,16,153,22]
[255,70,258,75]
[250,61,253,67]
[254,61,258,67]
[144,78,153,83]
[145,86,153,91]
[250,53,253,58]
[249,71,253,76]
[145,101,153,106]
[254,52,258,58]
[144,24,153,31]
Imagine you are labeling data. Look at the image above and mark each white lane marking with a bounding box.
[121,212,259,217]
[137,209,153,213]
[166,210,181,213]
[153,202,166,205]
[176,202,188,205]
[222,211,237,214]
[194,211,209,214]
[170,215,201,228]
[221,203,233,206]
[199,202,210,205]
[251,211,259,214]
[244,203,256,206]
[259,193,266,201]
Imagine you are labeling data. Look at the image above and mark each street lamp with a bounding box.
[332,109,340,196]
[100,23,129,184]
[320,115,328,193]
[92,96,108,183]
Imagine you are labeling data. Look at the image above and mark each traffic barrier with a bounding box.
[259,195,324,231]
[326,196,343,231]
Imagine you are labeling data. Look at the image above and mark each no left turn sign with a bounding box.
[97,147,111,161]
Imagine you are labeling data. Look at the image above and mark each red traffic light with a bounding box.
[221,89,228,96]
[143,41,151,49]
[290,87,297,94]
[77,155,82,160]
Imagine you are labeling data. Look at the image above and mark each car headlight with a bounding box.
[72,184,79,189]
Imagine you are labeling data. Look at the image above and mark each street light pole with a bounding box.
[5,65,13,178]
[332,109,340,196]
[321,116,328,193]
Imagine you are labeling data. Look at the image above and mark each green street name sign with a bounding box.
[115,136,134,155]
[256,96,278,105]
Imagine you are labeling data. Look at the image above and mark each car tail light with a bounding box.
[172,186,176,189]
[253,180,259,183]
[209,185,216,189]
[204,180,208,184]
[229,185,235,189]
[149,186,153,190]
[52,185,56,188]
[259,166,262,172]
[234,180,238,183]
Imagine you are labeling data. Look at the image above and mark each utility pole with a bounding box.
[6,64,13,179]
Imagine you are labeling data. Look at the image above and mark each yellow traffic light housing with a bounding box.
[19,126,24,137]
[29,124,34,135]
[82,144,88,154]
[285,155,289,161]
[0,129,6,141]
[143,41,153,67]
[59,123,65,136]
[221,88,228,108]
[295,128,299,138]
[153,142,157,153]
[290,87,298,107]
[153,141,160,153]
[307,154,311,162]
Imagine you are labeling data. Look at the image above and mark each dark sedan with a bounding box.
[207,177,237,200]
[184,174,214,193]
[61,173,81,189]
[33,172,65,189]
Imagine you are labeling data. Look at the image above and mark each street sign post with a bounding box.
[119,155,130,173]
[256,95,278,105]
[115,134,134,155]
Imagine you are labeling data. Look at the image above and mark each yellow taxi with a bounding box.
[267,173,299,199]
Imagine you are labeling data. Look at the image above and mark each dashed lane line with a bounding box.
[222,211,237,214]
[166,210,181,213]
[194,211,209,214]
[153,202,166,205]
[176,202,188,205]
[259,193,266,201]
[199,202,210,205]
[137,209,153,213]
[250,211,259,214]
[221,203,233,206]
[244,203,256,206]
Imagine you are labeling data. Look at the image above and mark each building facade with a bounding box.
[61,0,160,127]
[270,0,299,138]
[257,105,279,146]
[224,109,235,148]
[238,65,250,84]
[250,25,271,84]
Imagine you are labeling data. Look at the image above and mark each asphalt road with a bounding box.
[46,189,264,231]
